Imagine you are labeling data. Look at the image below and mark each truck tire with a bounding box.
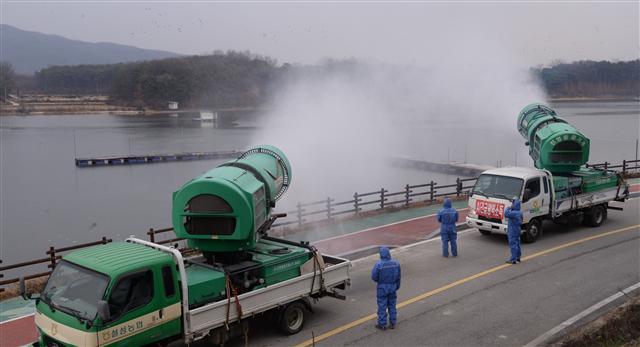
[585,205,607,227]
[522,219,542,243]
[278,301,306,335]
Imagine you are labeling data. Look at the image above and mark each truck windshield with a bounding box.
[472,174,524,200]
[41,260,109,322]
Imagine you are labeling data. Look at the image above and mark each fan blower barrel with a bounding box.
[517,103,590,173]
[172,145,291,253]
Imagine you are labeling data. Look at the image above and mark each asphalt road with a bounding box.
[226,198,640,346]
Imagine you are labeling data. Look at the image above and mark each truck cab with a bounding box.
[466,167,551,242]
[33,242,182,346]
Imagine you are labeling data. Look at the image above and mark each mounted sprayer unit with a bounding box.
[517,103,590,173]
[172,145,291,254]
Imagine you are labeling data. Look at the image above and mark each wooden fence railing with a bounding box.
[586,159,640,174]
[0,237,111,293]
[271,177,476,228]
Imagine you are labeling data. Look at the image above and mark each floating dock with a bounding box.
[389,156,495,177]
[75,150,242,167]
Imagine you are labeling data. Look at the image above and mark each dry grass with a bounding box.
[0,276,49,301]
[552,295,640,347]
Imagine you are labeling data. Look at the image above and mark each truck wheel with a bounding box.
[586,205,606,227]
[479,229,492,236]
[522,219,542,243]
[279,301,306,335]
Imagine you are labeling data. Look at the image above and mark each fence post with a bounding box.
[622,160,627,174]
[430,181,435,202]
[380,188,385,209]
[148,228,155,243]
[405,184,410,206]
[296,202,303,227]
[456,178,462,197]
[49,246,56,270]
[354,192,360,214]
[326,197,332,219]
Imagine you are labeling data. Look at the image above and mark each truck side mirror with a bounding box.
[97,300,111,322]
[523,189,532,202]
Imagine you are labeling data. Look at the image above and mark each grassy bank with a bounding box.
[551,295,640,347]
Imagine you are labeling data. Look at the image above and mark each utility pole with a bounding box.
[636,139,638,168]
[464,144,468,163]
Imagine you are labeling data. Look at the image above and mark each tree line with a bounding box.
[533,60,639,98]
[3,56,639,107]
[32,51,280,108]
[1,62,16,101]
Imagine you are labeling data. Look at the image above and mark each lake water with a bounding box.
[1,101,638,266]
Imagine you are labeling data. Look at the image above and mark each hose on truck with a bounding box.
[309,246,326,299]
[224,272,243,331]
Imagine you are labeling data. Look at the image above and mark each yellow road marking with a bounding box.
[295,224,640,347]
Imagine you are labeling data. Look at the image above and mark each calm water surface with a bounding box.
[1,101,638,265]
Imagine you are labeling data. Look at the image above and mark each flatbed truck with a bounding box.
[22,145,352,346]
[466,103,628,242]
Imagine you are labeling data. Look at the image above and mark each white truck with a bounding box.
[465,167,629,243]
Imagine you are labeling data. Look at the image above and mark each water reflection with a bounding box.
[0,101,637,264]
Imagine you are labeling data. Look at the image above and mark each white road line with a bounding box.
[524,281,640,347]
[350,229,475,265]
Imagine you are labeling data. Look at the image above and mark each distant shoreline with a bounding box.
[1,96,637,117]
[549,96,640,102]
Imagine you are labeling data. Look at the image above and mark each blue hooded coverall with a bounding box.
[371,247,401,328]
[437,198,459,257]
[504,199,523,263]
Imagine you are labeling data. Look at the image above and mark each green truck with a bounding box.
[22,146,351,346]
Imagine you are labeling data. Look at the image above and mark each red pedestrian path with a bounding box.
[314,210,469,255]
[0,315,36,347]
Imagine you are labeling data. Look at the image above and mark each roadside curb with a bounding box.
[524,282,640,347]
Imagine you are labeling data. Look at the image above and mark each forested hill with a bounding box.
[1,24,181,74]
[6,55,639,108]
[533,60,640,98]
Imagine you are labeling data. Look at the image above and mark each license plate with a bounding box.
[476,200,505,219]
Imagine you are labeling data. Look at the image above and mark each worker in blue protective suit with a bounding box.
[504,199,523,264]
[437,197,459,257]
[371,246,401,330]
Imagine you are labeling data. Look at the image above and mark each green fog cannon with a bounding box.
[172,145,291,256]
[517,103,590,173]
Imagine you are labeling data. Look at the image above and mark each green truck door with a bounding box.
[98,268,179,346]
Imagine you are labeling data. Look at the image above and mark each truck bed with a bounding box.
[555,185,625,215]
[185,254,351,342]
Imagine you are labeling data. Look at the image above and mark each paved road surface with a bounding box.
[226,198,640,346]
[2,193,638,346]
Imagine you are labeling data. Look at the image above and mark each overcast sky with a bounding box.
[2,1,639,67]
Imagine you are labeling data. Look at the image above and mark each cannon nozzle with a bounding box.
[517,103,590,173]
